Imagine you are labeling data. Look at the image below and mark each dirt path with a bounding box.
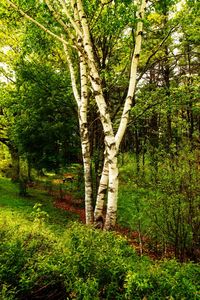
[54,194,85,223]
[53,193,162,259]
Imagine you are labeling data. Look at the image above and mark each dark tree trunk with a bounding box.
[10,146,20,182]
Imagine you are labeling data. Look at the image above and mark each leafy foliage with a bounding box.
[12,60,79,170]
[0,213,199,300]
[0,178,199,299]
[118,149,200,262]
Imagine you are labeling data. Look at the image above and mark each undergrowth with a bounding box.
[0,178,199,299]
[118,153,200,261]
[0,216,199,299]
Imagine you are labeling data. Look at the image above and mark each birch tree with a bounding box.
[4,0,147,229]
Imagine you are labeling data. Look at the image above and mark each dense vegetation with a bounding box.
[0,0,199,298]
[0,178,199,299]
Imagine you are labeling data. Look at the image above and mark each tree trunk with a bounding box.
[10,146,20,182]
[104,153,119,230]
[135,128,140,175]
[94,158,109,222]
[27,159,32,181]
[76,0,119,229]
[79,55,93,224]
[77,0,146,229]
[63,41,93,224]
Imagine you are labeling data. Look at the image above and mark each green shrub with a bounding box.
[63,223,137,299]
[0,214,199,300]
[124,259,200,300]
[118,151,200,261]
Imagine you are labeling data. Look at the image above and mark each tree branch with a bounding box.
[45,0,70,34]
[62,41,81,105]
[115,0,147,150]
[58,0,82,36]
[138,25,178,81]
[5,0,73,48]
[0,69,16,84]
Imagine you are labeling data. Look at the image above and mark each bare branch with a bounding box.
[138,25,179,81]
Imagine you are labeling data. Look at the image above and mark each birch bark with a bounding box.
[63,43,93,224]
[115,0,147,149]
[94,158,109,221]
[6,0,147,230]
[79,55,93,224]
[94,0,147,227]
[76,0,119,229]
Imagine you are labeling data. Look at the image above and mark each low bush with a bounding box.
[125,259,200,299]
[118,151,200,262]
[0,214,199,300]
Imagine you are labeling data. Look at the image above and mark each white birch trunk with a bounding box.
[95,0,147,228]
[63,43,93,224]
[79,55,93,224]
[65,0,146,229]
[115,0,147,149]
[76,0,119,229]
[94,158,109,221]
[104,152,119,230]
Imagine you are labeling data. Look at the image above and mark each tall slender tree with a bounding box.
[3,0,147,229]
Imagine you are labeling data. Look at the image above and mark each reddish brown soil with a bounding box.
[28,182,177,260]
[53,192,163,259]
[54,194,85,223]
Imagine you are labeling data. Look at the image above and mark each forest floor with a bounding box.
[0,176,171,260]
[53,191,165,260]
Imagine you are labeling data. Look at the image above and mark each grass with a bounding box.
[0,177,78,233]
